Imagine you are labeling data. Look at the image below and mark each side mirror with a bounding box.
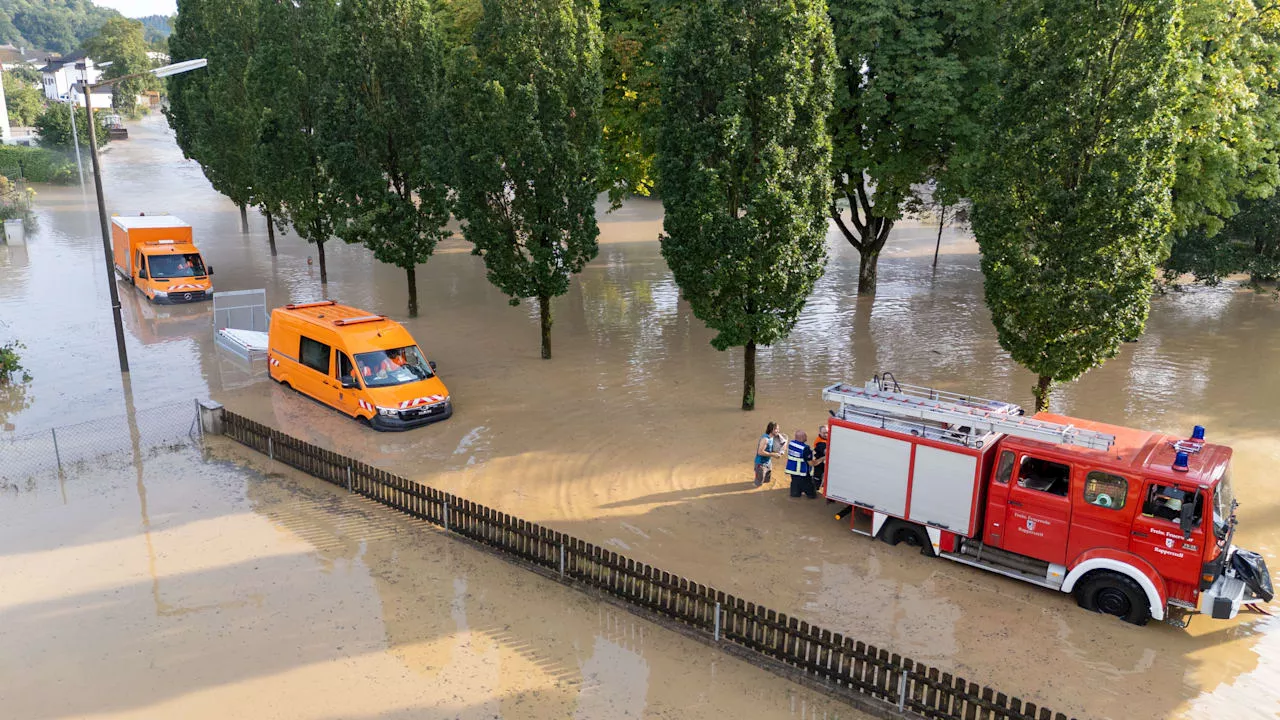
[1179,496,1196,538]
[429,360,437,370]
[341,379,358,389]
[138,269,148,279]
[207,266,214,275]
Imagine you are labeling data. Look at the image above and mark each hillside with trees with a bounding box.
[0,0,120,54]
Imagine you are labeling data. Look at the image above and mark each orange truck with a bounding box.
[111,215,213,303]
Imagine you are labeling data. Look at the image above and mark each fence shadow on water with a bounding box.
[217,407,1076,720]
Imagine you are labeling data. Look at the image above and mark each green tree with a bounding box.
[166,0,261,236]
[84,17,157,115]
[3,71,45,126]
[599,0,665,205]
[432,0,482,47]
[34,101,109,150]
[1164,1,1280,281]
[827,0,997,296]
[324,0,452,317]
[657,0,835,410]
[971,0,1182,412]
[251,0,340,282]
[449,0,604,359]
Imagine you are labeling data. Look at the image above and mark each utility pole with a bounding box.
[83,79,130,373]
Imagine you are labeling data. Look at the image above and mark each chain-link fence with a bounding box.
[0,400,201,484]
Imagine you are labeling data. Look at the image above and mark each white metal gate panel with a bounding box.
[907,445,979,535]
[826,424,910,516]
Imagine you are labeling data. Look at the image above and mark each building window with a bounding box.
[1083,471,1127,510]
[299,336,330,375]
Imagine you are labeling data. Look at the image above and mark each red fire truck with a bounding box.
[821,374,1273,626]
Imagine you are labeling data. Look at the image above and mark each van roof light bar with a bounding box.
[333,315,385,326]
[285,300,337,310]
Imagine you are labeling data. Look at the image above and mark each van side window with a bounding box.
[1083,471,1127,510]
[1142,483,1202,526]
[338,353,360,385]
[1017,456,1070,497]
[994,450,1015,484]
[299,336,331,374]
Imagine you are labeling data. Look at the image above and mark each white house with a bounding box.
[40,52,113,109]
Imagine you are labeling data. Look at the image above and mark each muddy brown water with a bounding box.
[2,114,1279,719]
[0,443,858,719]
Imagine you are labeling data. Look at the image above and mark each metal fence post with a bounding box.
[559,542,566,579]
[714,601,722,641]
[897,669,908,712]
[444,501,450,531]
[267,435,273,461]
[50,427,62,472]
[346,465,352,492]
[193,398,203,442]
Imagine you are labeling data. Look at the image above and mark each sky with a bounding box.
[93,0,176,17]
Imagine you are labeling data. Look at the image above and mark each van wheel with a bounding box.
[1075,572,1150,626]
[357,415,372,428]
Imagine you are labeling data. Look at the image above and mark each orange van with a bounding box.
[267,301,452,430]
[111,215,213,303]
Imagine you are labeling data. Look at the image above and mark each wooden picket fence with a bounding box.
[220,408,1076,720]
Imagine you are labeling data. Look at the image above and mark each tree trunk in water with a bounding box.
[1034,375,1053,412]
[265,212,277,257]
[406,265,418,318]
[742,341,756,410]
[538,294,552,359]
[933,205,946,270]
[316,238,328,285]
[857,249,879,294]
[239,203,248,234]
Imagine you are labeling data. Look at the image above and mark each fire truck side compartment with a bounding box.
[825,422,912,517]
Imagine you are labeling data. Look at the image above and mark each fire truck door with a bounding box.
[1129,482,1204,586]
[1002,454,1072,565]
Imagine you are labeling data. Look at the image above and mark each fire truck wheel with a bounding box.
[879,520,932,556]
[1075,572,1150,626]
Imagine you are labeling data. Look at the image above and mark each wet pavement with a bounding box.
[2,113,1279,719]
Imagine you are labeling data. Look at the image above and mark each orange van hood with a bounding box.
[364,376,450,409]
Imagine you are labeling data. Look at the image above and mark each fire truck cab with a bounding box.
[822,375,1273,627]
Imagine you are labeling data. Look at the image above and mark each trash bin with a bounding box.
[3,219,23,246]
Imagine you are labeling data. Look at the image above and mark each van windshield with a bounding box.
[148,253,205,278]
[354,346,434,388]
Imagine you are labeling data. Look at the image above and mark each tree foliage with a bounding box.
[599,0,665,205]
[251,0,340,282]
[827,0,996,295]
[3,71,44,126]
[34,101,109,151]
[83,17,158,115]
[325,0,452,317]
[657,0,835,410]
[0,0,118,53]
[166,0,260,231]
[971,0,1182,411]
[449,0,604,359]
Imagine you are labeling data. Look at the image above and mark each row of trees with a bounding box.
[168,0,602,360]
[170,0,1280,411]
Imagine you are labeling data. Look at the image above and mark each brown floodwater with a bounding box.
[2,114,1279,720]
[0,442,858,719]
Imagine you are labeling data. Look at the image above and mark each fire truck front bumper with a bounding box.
[1200,549,1273,619]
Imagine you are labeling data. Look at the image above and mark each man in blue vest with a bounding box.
[785,430,816,498]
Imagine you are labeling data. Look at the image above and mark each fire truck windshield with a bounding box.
[1213,469,1236,540]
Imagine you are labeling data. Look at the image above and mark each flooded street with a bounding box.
[2,113,1280,719]
[1,443,854,719]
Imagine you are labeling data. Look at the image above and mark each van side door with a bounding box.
[297,335,339,407]
[1002,453,1073,565]
[334,352,367,419]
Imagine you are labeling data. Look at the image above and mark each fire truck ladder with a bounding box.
[822,377,1116,451]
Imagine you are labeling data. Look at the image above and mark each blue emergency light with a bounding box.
[1192,425,1206,441]
[1173,451,1190,472]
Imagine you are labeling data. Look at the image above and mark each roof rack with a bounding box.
[332,315,384,326]
[823,375,1115,451]
[285,300,336,310]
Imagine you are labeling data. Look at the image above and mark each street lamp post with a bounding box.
[82,58,208,374]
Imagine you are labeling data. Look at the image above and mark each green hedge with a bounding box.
[0,146,77,184]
